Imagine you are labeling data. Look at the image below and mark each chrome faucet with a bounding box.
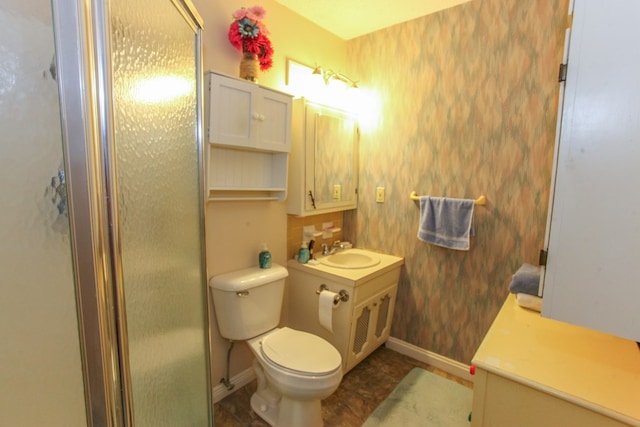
[321,240,345,256]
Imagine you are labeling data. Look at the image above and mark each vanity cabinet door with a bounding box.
[371,289,396,346]
[349,298,375,371]
[346,285,397,372]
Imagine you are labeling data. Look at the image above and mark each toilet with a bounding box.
[210,264,342,427]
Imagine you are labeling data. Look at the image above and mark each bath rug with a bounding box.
[362,367,472,427]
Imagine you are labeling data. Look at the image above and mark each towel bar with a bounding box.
[410,191,486,206]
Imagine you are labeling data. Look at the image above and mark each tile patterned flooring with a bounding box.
[213,345,473,426]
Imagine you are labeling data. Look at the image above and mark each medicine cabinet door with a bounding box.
[305,103,358,213]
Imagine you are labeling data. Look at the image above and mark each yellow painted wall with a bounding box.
[194,0,347,92]
[190,0,349,390]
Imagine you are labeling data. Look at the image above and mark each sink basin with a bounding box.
[318,249,381,269]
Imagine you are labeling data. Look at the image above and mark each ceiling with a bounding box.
[273,0,471,40]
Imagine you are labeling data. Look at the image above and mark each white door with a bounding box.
[541,0,640,342]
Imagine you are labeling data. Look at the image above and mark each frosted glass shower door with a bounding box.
[0,2,87,426]
[109,0,209,425]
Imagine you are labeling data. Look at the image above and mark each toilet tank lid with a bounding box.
[209,264,288,292]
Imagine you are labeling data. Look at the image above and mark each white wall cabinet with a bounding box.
[286,253,403,373]
[287,99,358,216]
[540,0,640,342]
[207,72,292,201]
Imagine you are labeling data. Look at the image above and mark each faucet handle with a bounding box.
[332,240,341,247]
[321,243,329,255]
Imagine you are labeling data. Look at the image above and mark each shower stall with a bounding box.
[0,0,212,425]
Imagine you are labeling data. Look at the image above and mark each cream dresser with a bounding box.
[471,294,640,427]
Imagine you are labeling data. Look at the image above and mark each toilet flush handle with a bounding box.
[236,291,249,297]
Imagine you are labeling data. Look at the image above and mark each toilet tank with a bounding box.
[209,264,288,340]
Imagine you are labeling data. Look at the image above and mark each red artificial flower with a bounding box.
[256,35,274,70]
[228,5,274,71]
[228,21,243,51]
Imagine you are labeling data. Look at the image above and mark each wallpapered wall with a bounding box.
[346,0,570,363]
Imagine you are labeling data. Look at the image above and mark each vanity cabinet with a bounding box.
[286,99,358,216]
[285,251,403,373]
[206,72,292,201]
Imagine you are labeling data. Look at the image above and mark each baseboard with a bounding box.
[385,337,474,383]
[212,339,472,402]
[212,367,256,403]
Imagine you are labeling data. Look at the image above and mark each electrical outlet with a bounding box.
[376,186,385,203]
[333,184,341,200]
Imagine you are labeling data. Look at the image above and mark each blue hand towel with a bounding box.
[417,196,475,250]
[508,263,541,296]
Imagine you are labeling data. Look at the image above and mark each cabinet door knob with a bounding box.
[251,112,261,120]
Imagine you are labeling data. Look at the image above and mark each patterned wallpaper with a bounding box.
[346,0,569,363]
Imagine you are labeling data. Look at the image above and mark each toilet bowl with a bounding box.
[209,265,343,427]
[247,327,342,427]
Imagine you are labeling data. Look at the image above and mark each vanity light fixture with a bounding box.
[312,65,359,89]
[286,58,365,113]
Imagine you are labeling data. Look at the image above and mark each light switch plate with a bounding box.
[376,187,385,203]
[333,184,341,200]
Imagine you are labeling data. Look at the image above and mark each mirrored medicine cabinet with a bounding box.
[287,99,359,216]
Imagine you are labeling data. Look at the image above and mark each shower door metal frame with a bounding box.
[51,0,210,425]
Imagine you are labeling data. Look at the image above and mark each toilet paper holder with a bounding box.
[316,284,349,305]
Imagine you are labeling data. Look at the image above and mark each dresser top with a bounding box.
[473,293,640,424]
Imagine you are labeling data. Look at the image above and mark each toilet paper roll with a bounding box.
[318,289,339,332]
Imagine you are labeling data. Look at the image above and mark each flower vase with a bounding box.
[239,52,259,82]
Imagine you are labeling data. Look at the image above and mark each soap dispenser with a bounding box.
[297,241,310,264]
[259,244,272,269]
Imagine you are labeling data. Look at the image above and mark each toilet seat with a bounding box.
[260,327,341,376]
